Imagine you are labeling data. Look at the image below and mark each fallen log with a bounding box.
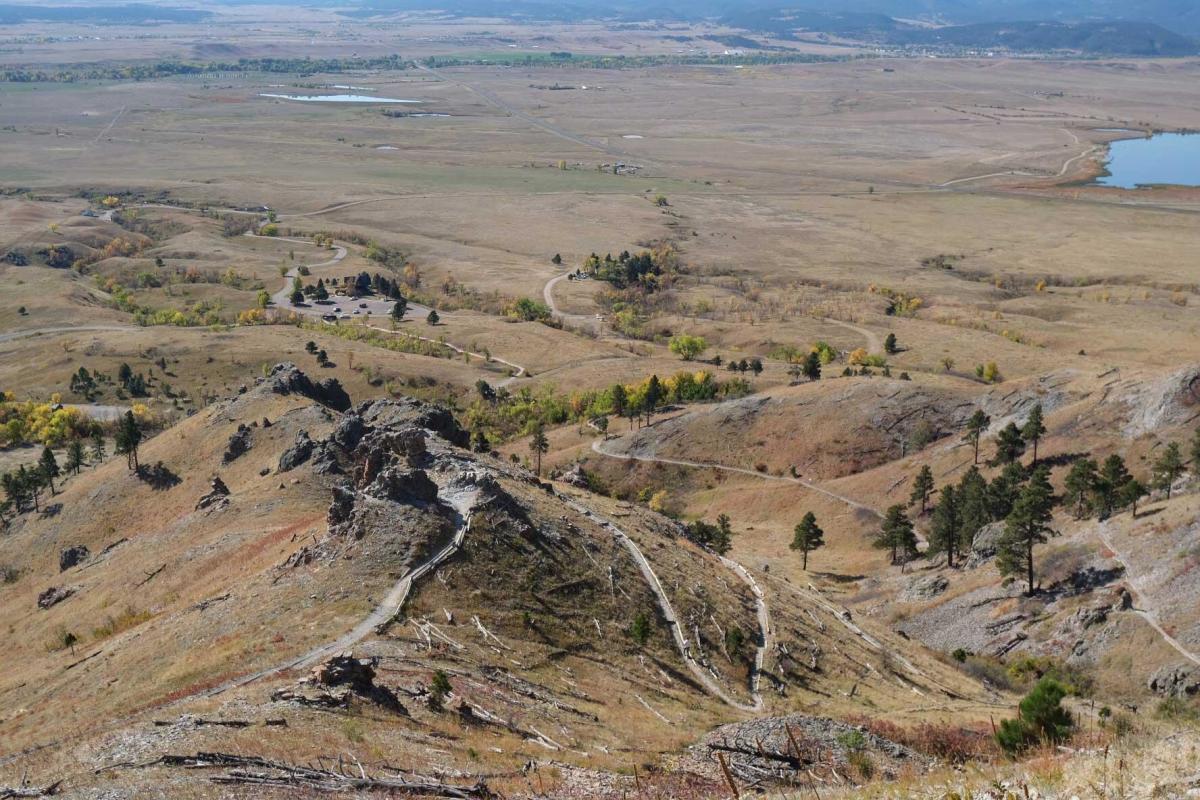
[0,782,61,798]
[148,753,492,798]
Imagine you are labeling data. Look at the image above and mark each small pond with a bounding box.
[1095,132,1200,188]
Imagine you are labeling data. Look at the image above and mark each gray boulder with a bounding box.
[965,522,1006,568]
[223,423,252,464]
[902,574,949,601]
[38,585,75,609]
[278,431,316,472]
[59,545,89,572]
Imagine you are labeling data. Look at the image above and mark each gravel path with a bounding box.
[1096,519,1200,667]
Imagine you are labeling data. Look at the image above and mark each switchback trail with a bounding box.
[562,495,765,712]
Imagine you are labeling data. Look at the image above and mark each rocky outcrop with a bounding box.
[902,574,948,601]
[59,545,90,572]
[965,522,1006,568]
[223,424,252,464]
[560,463,590,489]
[38,586,75,609]
[195,475,230,511]
[266,363,351,412]
[1149,664,1200,698]
[278,431,316,472]
[1117,364,1200,438]
[355,398,468,448]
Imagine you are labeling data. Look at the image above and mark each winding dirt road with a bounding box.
[592,436,881,519]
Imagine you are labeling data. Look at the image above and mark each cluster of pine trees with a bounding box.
[1,412,142,521]
[786,404,1197,591]
[910,405,1196,594]
[584,250,663,290]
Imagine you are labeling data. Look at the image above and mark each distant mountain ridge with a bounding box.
[889,19,1199,56]
[333,0,1200,40]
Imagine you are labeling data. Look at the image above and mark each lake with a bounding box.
[259,93,421,104]
[1095,132,1200,188]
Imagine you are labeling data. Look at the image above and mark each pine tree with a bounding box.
[20,465,41,512]
[996,677,1074,755]
[957,466,990,554]
[426,309,439,325]
[66,439,85,475]
[391,298,407,320]
[2,469,28,513]
[1064,458,1098,519]
[1152,442,1184,500]
[992,422,1026,466]
[1021,403,1047,466]
[1095,454,1132,519]
[529,423,549,477]
[963,409,990,465]
[790,511,825,570]
[909,465,935,514]
[714,513,734,555]
[1191,427,1200,474]
[1120,478,1147,517]
[801,351,821,381]
[929,485,962,567]
[997,467,1055,595]
[610,383,627,422]
[90,430,106,466]
[38,447,60,494]
[987,461,1027,520]
[643,375,662,425]
[114,411,142,472]
[875,504,918,566]
[884,332,898,354]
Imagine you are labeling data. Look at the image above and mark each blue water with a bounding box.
[1096,133,1200,188]
[259,93,421,104]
